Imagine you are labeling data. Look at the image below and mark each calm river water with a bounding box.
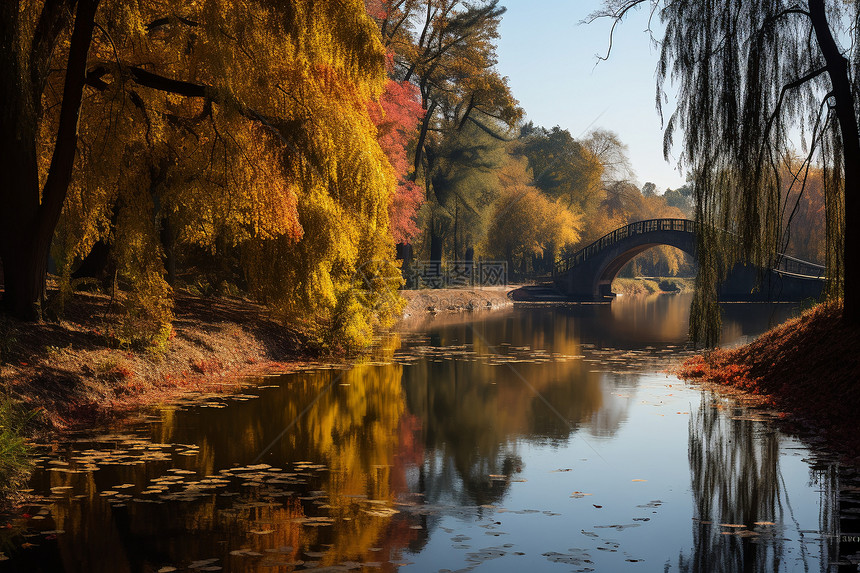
[4,294,860,572]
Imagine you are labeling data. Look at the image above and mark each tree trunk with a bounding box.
[0,0,100,320]
[410,100,438,182]
[0,240,48,321]
[809,0,860,324]
[160,217,177,287]
[430,231,443,264]
[0,105,44,319]
[452,198,459,261]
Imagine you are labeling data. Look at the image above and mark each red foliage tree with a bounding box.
[369,77,425,243]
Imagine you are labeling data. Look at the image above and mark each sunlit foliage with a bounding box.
[483,157,582,275]
[23,0,403,347]
[421,122,509,260]
[369,0,522,260]
[369,76,426,243]
[518,124,604,214]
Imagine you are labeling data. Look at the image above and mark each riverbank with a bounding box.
[0,291,323,435]
[612,276,695,296]
[0,286,516,504]
[677,299,860,460]
[399,285,513,318]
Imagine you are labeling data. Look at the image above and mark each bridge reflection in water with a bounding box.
[551,218,825,301]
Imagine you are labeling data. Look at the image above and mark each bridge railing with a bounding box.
[553,218,695,276]
[552,217,827,280]
[775,254,826,278]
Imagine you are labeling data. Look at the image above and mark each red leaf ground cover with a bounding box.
[677,300,860,459]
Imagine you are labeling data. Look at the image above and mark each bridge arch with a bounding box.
[552,218,824,301]
[553,219,696,299]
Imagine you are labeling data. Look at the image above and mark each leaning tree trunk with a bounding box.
[810,0,860,324]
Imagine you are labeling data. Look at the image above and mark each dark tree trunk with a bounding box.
[429,230,443,288]
[0,0,100,320]
[0,124,43,318]
[430,232,443,264]
[0,241,48,320]
[396,242,413,285]
[810,0,860,324]
[464,246,474,263]
[410,100,438,182]
[160,217,177,287]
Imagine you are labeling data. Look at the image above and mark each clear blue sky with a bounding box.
[495,0,687,192]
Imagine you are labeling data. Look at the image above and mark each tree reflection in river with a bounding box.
[680,393,839,572]
[18,362,426,572]
[13,298,846,572]
[402,310,605,507]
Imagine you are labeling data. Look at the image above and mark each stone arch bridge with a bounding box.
[551,218,825,301]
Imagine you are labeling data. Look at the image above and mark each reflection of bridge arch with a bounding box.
[552,218,825,301]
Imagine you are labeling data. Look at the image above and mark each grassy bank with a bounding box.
[677,300,860,460]
[0,290,330,508]
[0,286,515,508]
[0,291,323,434]
[612,277,695,296]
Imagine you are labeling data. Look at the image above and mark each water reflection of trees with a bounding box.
[680,394,838,572]
[404,311,604,506]
[24,362,425,572]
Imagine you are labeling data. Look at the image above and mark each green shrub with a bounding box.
[0,397,34,498]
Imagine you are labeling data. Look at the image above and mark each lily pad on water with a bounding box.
[542,549,591,566]
[465,546,507,563]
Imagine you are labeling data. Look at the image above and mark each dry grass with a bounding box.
[399,286,513,318]
[0,291,318,433]
[677,299,860,460]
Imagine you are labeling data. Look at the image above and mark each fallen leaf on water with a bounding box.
[754,521,776,526]
[631,479,647,482]
[719,523,746,528]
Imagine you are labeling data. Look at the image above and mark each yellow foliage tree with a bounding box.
[14,0,403,347]
[483,158,581,276]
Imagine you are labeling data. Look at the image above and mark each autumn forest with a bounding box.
[3,1,860,570]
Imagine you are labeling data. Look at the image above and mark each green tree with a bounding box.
[483,157,581,277]
[423,121,507,261]
[370,0,521,263]
[664,183,694,216]
[596,0,860,341]
[518,125,604,213]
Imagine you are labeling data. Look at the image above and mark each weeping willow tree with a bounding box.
[595,0,859,344]
[2,0,401,348]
